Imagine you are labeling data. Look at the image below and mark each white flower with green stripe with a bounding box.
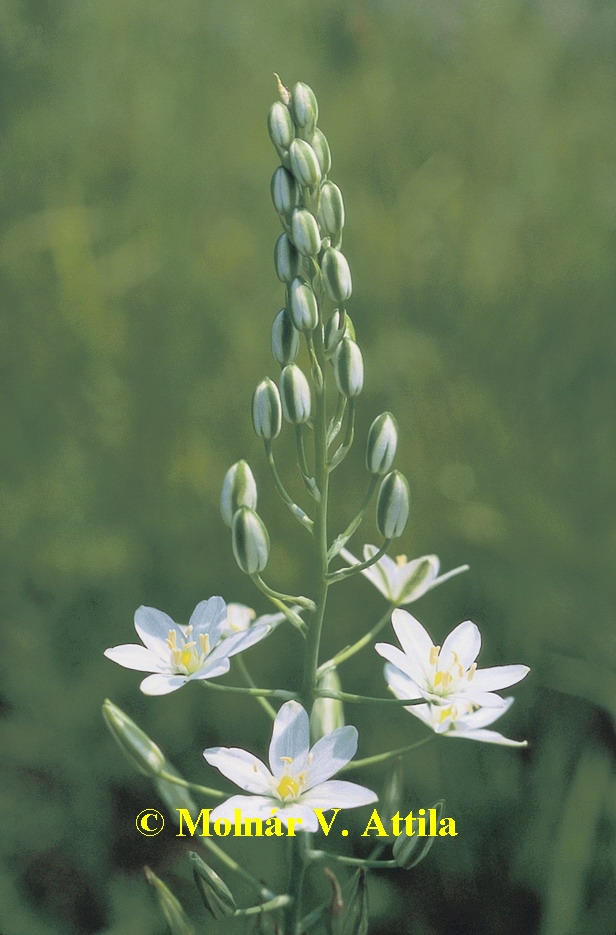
[339,545,468,606]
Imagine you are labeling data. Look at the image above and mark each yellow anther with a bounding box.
[166,630,178,650]
[395,555,408,567]
[280,756,293,764]
[179,649,193,670]
[429,645,440,667]
[467,663,477,681]
[434,670,443,686]
[450,650,464,678]
[276,775,300,800]
[199,633,210,655]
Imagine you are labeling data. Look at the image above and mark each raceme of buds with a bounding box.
[274,233,301,283]
[280,364,312,424]
[310,668,345,743]
[271,307,300,365]
[232,506,270,574]
[366,412,399,475]
[102,699,166,778]
[288,276,319,332]
[220,460,258,528]
[321,247,352,302]
[145,867,196,935]
[392,801,445,869]
[267,101,294,153]
[310,128,331,175]
[190,852,237,920]
[252,377,282,439]
[333,337,364,398]
[289,138,322,189]
[291,208,321,257]
[376,470,410,539]
[290,81,318,135]
[318,181,345,238]
[271,166,299,218]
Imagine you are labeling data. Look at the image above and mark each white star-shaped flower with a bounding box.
[376,609,529,709]
[339,545,468,606]
[104,597,273,695]
[203,700,377,832]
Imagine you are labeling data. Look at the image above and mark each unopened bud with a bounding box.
[102,700,166,778]
[220,460,257,528]
[333,337,364,398]
[310,668,345,742]
[274,233,301,283]
[393,801,444,869]
[324,309,347,357]
[321,247,352,302]
[232,507,270,575]
[318,181,345,237]
[289,138,321,188]
[376,470,410,539]
[271,307,300,365]
[252,378,282,439]
[271,166,299,218]
[280,364,311,424]
[366,412,398,475]
[290,81,318,135]
[190,852,237,920]
[310,128,331,175]
[288,277,319,332]
[145,867,196,935]
[267,101,295,153]
[291,208,321,257]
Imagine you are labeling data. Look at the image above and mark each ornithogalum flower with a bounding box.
[339,546,468,606]
[221,603,286,638]
[104,597,272,695]
[376,609,529,709]
[203,700,377,831]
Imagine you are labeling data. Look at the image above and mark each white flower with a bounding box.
[376,609,529,709]
[384,663,527,746]
[104,597,273,696]
[221,603,286,638]
[203,700,378,832]
[339,545,468,606]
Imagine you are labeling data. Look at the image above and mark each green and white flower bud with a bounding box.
[252,377,282,439]
[291,208,321,257]
[318,181,345,237]
[376,470,410,539]
[321,247,352,302]
[366,412,398,475]
[145,867,196,935]
[279,363,311,424]
[271,166,299,218]
[190,853,237,920]
[274,233,301,283]
[311,128,331,175]
[290,81,318,135]
[289,138,322,188]
[288,276,319,332]
[333,337,364,397]
[232,507,270,574]
[267,101,295,153]
[310,668,345,743]
[324,309,347,357]
[102,700,166,778]
[220,460,258,528]
[271,307,300,365]
[393,801,444,869]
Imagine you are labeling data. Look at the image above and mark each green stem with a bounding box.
[234,894,291,916]
[327,474,379,561]
[327,398,356,470]
[317,604,394,674]
[327,539,392,584]
[340,735,434,771]
[251,573,315,612]
[326,394,347,446]
[264,441,314,531]
[200,681,298,701]
[307,850,397,869]
[236,656,277,719]
[156,771,225,799]
[284,832,308,935]
[315,689,426,706]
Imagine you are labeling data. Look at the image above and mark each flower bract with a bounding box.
[339,545,468,606]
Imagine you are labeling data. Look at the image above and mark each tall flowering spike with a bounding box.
[220,460,258,528]
[232,506,270,574]
[376,470,410,539]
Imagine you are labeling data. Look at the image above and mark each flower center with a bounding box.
[428,645,477,696]
[166,626,210,675]
[274,757,307,802]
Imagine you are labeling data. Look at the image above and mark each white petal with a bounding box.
[383,663,423,701]
[460,690,509,708]
[439,620,481,671]
[104,644,164,673]
[428,563,469,590]
[253,610,287,629]
[269,701,310,777]
[203,747,273,794]
[275,803,321,832]
[301,780,378,809]
[134,606,179,656]
[458,697,514,729]
[140,673,187,695]
[339,546,388,597]
[394,556,437,603]
[194,658,231,680]
[447,728,528,747]
[401,702,435,727]
[206,623,271,665]
[391,610,434,681]
[468,664,530,692]
[209,795,275,823]
[375,641,418,680]
[304,726,358,788]
[188,596,227,645]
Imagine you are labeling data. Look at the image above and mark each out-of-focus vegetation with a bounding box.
[1,1,614,933]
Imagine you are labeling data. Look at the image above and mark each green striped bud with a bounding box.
[220,460,258,528]
[267,101,294,153]
[393,801,445,869]
[271,166,299,218]
[288,277,318,332]
[321,247,352,302]
[311,128,331,175]
[190,853,237,920]
[102,700,166,778]
[290,81,318,135]
[145,867,196,935]
[333,337,364,397]
[289,138,321,188]
[252,377,282,439]
[271,307,300,365]
[291,208,321,257]
[366,412,398,475]
[280,363,311,424]
[376,470,410,539]
[324,309,347,357]
[232,506,270,574]
[274,233,301,283]
[310,668,345,743]
[318,181,345,237]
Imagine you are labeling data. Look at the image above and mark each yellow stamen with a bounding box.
[450,650,465,678]
[395,555,408,567]
[199,633,210,655]
[429,645,440,667]
[467,663,477,681]
[280,756,293,764]
[276,775,300,800]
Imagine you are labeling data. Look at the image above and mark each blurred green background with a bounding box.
[1,0,615,933]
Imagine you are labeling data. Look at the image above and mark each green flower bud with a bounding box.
[232,506,270,575]
[280,363,311,424]
[311,128,331,175]
[274,233,301,283]
[366,412,398,475]
[252,377,282,439]
[102,700,166,778]
[310,668,345,743]
[289,138,321,188]
[288,276,319,332]
[267,101,294,152]
[145,867,196,935]
[321,247,352,302]
[393,801,445,869]
[291,208,321,257]
[376,470,410,539]
[271,307,300,365]
[333,337,364,397]
[324,309,347,357]
[220,460,258,528]
[318,181,345,237]
[190,853,237,920]
[290,81,318,134]
[271,166,299,218]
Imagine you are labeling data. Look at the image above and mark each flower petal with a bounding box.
[188,596,227,645]
[395,556,438,603]
[268,701,310,777]
[458,697,514,729]
[209,795,275,823]
[429,563,470,590]
[460,690,509,708]
[194,658,231,680]
[447,728,527,747]
[467,664,530,692]
[383,663,423,701]
[275,803,321,832]
[391,610,434,681]
[304,726,358,788]
[439,620,481,671]
[140,673,187,695]
[203,747,273,794]
[375,641,419,682]
[206,623,271,666]
[134,605,180,657]
[104,644,164,673]
[301,780,378,810]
